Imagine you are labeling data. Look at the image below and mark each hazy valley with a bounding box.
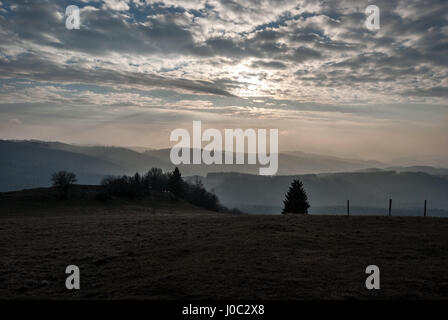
[1,140,448,216]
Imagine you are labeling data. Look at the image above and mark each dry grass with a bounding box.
[0,188,447,300]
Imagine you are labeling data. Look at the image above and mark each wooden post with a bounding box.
[424,200,427,217]
[389,198,392,217]
[347,200,350,216]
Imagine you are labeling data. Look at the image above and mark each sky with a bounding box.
[0,0,447,162]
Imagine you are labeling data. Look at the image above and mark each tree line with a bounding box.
[51,167,243,214]
[52,169,310,214]
[51,167,311,215]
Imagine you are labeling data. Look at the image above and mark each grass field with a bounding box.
[1,187,447,300]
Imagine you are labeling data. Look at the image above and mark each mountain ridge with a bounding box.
[1,139,448,217]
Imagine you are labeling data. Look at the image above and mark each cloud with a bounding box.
[251,60,287,70]
[0,53,235,97]
[403,87,448,98]
[103,0,130,11]
[8,118,22,125]
[0,0,447,158]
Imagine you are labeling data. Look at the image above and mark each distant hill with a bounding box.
[386,166,448,176]
[390,155,448,168]
[358,166,448,178]
[48,142,168,172]
[0,140,179,191]
[0,140,125,191]
[0,140,393,191]
[283,150,384,170]
[143,148,389,175]
[196,171,448,217]
[1,140,448,217]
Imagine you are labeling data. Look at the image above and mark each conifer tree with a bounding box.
[168,167,184,199]
[282,179,310,214]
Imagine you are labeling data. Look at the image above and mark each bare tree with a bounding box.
[51,171,77,199]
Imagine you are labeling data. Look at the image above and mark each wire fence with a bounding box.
[346,199,429,217]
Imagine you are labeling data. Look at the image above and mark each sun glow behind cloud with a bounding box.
[228,63,272,97]
[0,0,447,161]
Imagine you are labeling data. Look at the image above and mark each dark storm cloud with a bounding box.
[403,87,448,98]
[251,60,287,70]
[0,53,235,97]
[289,46,322,62]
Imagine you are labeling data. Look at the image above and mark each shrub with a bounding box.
[101,174,147,199]
[184,177,221,211]
[100,168,231,213]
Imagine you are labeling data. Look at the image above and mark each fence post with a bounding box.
[347,200,350,216]
[424,200,427,217]
[389,198,392,217]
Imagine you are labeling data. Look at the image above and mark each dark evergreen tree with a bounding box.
[168,167,184,199]
[282,179,310,214]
